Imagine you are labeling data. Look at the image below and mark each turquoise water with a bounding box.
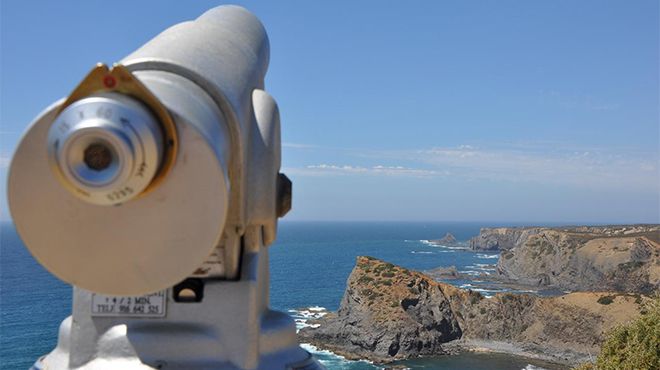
[1,221,566,369]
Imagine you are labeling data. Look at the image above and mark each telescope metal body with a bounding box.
[8,5,321,370]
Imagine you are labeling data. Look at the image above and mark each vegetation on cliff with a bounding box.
[574,296,659,370]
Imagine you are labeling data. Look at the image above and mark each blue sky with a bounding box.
[1,0,658,223]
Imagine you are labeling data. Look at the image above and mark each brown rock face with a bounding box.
[495,225,660,294]
[299,257,651,364]
[299,257,462,362]
[469,227,545,251]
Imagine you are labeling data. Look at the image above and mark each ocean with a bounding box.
[0,221,567,370]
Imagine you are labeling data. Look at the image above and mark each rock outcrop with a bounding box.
[469,227,544,251]
[298,257,651,364]
[494,225,660,294]
[431,232,458,246]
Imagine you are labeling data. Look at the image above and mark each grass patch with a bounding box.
[574,296,659,370]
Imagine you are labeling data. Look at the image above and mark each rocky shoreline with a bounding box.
[297,225,659,366]
[299,256,652,365]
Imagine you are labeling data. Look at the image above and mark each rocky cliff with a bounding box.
[298,257,650,364]
[492,225,660,294]
[469,227,545,251]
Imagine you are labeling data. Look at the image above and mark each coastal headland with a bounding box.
[298,225,659,366]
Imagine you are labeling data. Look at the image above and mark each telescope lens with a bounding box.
[84,143,113,171]
[47,93,164,206]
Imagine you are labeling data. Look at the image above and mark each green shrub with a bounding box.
[574,296,659,370]
[597,295,615,305]
[358,276,374,283]
[618,261,644,272]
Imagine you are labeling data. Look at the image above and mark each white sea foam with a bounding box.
[474,263,495,268]
[420,239,436,246]
[290,306,329,332]
[300,343,343,357]
[468,264,496,274]
[471,288,498,293]
[460,270,483,276]
[301,343,384,368]
[477,253,500,259]
[295,320,320,330]
[411,251,433,254]
[293,307,328,319]
[522,365,548,370]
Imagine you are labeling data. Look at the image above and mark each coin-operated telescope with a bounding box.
[8,6,322,370]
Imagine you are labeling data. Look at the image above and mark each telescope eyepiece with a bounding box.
[47,93,164,206]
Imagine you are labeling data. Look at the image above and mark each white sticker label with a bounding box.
[91,291,167,317]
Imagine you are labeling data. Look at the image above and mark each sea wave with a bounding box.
[476,253,500,259]
[289,306,329,331]
[411,251,434,254]
[460,269,483,276]
[295,319,320,330]
[469,263,496,270]
[289,307,328,319]
[474,263,495,268]
[522,365,548,370]
[300,343,342,357]
[300,343,383,369]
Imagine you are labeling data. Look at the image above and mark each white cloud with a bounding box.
[409,145,658,190]
[286,164,445,178]
[284,142,659,191]
[282,142,319,149]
